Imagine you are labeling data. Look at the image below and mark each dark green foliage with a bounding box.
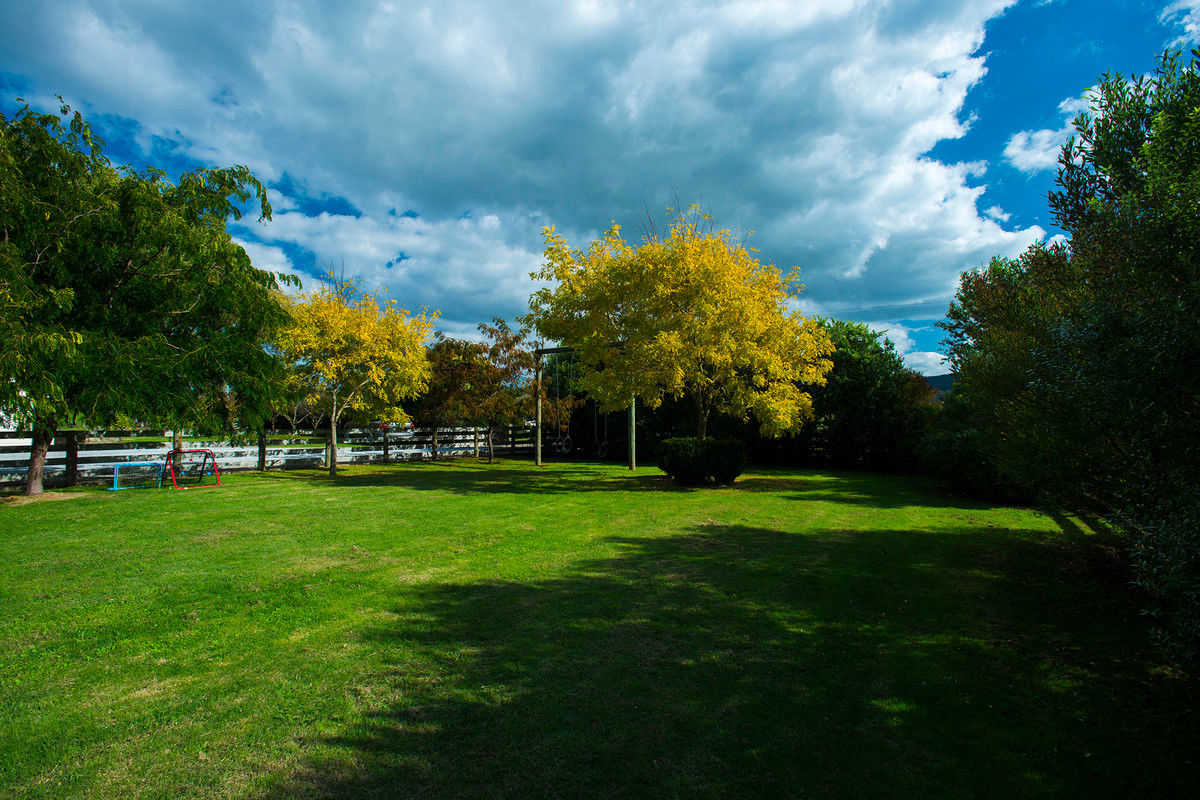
[657,436,747,485]
[807,319,936,470]
[933,242,1078,501]
[917,392,1033,504]
[414,335,490,428]
[1,99,291,493]
[937,49,1200,661]
[1045,51,1200,662]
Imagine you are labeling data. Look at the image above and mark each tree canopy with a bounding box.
[807,319,935,470]
[939,49,1200,660]
[1,99,292,494]
[526,206,833,439]
[275,277,435,475]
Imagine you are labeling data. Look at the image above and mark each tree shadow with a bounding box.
[251,462,1006,511]
[735,469,1011,511]
[257,520,1196,799]
[252,460,681,496]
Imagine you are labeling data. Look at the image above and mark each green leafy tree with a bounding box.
[939,49,1200,659]
[807,320,936,470]
[1,99,292,495]
[1047,49,1200,658]
[527,206,833,440]
[937,242,1083,497]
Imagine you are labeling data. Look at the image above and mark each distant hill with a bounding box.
[924,373,954,401]
[925,374,954,393]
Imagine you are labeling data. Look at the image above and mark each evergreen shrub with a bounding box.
[657,437,747,486]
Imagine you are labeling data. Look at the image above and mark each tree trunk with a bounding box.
[432,427,439,460]
[487,425,495,464]
[24,412,57,496]
[695,393,709,441]
[329,412,338,476]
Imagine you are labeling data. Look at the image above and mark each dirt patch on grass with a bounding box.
[192,529,235,544]
[0,490,91,506]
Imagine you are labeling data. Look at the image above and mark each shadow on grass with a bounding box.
[253,460,682,496]
[736,469,1005,511]
[259,520,1197,799]
[254,461,999,511]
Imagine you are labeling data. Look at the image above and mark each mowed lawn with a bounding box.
[0,460,1195,799]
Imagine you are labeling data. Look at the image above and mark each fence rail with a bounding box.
[0,425,535,487]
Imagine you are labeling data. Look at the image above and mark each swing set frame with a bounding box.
[533,346,636,470]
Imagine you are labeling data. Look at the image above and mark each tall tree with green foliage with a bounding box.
[806,320,935,470]
[937,242,1083,498]
[940,49,1200,660]
[1,99,293,495]
[1048,49,1200,659]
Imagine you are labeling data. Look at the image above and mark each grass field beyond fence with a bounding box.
[1,461,1195,798]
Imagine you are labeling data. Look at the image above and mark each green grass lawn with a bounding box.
[1,460,1195,798]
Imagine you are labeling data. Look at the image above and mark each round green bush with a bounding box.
[656,437,747,486]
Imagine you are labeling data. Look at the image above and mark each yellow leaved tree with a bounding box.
[526,206,834,440]
[276,277,436,475]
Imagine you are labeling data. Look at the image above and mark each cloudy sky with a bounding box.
[3,0,1197,374]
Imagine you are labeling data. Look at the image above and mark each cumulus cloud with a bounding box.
[1003,95,1091,173]
[237,204,547,328]
[870,322,948,376]
[902,350,949,376]
[1162,0,1200,44]
[0,0,1042,331]
[231,237,306,293]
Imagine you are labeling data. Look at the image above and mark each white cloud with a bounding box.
[244,205,546,326]
[868,322,948,376]
[903,350,949,376]
[1162,0,1200,44]
[1004,127,1067,172]
[1003,95,1091,174]
[0,0,1041,332]
[232,238,306,293]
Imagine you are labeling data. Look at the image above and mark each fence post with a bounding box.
[509,426,515,456]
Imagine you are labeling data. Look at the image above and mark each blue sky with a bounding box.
[3,0,1197,374]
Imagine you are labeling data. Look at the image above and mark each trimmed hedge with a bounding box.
[656,437,747,486]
